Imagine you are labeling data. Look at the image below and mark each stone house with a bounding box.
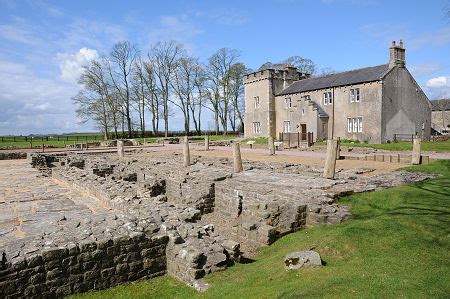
[243,41,432,143]
[431,99,450,134]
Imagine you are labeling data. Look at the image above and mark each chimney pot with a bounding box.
[399,39,404,48]
[392,41,396,47]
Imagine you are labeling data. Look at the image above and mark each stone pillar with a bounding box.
[42,144,45,153]
[204,135,210,151]
[183,136,190,166]
[232,142,243,173]
[411,137,421,165]
[117,140,124,158]
[268,136,275,155]
[323,139,338,179]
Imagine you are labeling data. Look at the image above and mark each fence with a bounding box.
[278,132,314,148]
[392,134,415,142]
[0,130,241,143]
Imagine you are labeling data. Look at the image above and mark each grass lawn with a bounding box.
[70,160,450,298]
[0,135,239,149]
[316,140,450,153]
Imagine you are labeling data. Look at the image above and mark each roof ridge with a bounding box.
[305,64,389,81]
[277,64,390,96]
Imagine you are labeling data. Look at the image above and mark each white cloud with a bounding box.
[145,15,203,49]
[0,58,89,135]
[409,63,440,77]
[410,28,450,50]
[426,76,449,88]
[424,76,450,99]
[57,47,98,82]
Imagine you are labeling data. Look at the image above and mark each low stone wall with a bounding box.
[0,152,27,160]
[0,234,168,298]
[343,154,430,164]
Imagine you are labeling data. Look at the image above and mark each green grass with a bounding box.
[70,160,450,298]
[316,140,450,153]
[241,137,269,145]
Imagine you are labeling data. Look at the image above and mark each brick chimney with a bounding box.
[389,40,406,68]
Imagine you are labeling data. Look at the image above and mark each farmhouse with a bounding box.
[243,41,432,143]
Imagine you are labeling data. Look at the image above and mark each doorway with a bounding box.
[300,123,307,140]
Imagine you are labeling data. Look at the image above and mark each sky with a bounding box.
[0,0,449,135]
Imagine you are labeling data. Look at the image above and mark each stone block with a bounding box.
[284,250,322,270]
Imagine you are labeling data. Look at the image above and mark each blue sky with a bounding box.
[0,0,449,135]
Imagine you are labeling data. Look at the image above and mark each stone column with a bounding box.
[268,136,275,155]
[232,142,243,173]
[411,137,421,165]
[117,140,124,158]
[323,139,338,179]
[183,136,190,166]
[204,135,210,151]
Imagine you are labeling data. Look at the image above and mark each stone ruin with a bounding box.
[0,152,434,298]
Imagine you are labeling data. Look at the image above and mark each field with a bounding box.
[0,134,239,149]
[71,160,450,298]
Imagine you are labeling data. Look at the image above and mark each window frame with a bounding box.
[350,88,360,103]
[285,97,292,109]
[323,91,333,105]
[253,122,261,134]
[254,96,260,109]
[347,118,352,133]
[347,117,363,133]
[283,121,291,133]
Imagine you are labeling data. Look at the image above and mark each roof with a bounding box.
[430,99,450,111]
[278,64,390,96]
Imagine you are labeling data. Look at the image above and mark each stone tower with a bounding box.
[243,65,302,138]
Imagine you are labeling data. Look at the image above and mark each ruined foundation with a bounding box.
[0,152,434,298]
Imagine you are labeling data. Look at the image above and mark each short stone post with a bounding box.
[336,137,341,160]
[323,139,339,179]
[268,136,275,155]
[117,140,124,158]
[411,137,421,165]
[232,142,243,173]
[204,135,210,151]
[42,144,44,153]
[183,136,190,166]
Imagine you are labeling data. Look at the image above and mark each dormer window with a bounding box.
[323,92,332,105]
[254,96,260,109]
[285,97,292,109]
[350,88,360,103]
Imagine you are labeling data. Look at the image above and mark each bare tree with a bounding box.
[171,56,201,134]
[283,56,316,75]
[258,56,316,75]
[207,48,240,135]
[228,63,247,132]
[142,59,161,134]
[74,58,119,140]
[131,57,147,137]
[108,41,138,138]
[151,41,183,137]
[191,63,208,135]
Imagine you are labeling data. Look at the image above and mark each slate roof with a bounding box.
[278,64,390,96]
[430,99,450,111]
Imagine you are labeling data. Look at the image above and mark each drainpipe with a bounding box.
[331,87,335,139]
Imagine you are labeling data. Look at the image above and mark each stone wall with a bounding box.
[0,152,27,160]
[0,234,168,298]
